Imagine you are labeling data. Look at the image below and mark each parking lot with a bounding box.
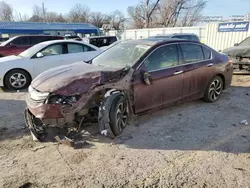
[0,75,249,188]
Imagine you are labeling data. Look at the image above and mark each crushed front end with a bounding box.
[24,86,80,141]
[24,62,134,142]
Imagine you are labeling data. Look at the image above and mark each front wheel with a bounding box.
[204,76,223,102]
[4,69,31,90]
[109,95,129,136]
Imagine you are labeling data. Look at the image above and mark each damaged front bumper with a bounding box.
[24,90,127,141]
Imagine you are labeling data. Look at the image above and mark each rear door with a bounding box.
[179,42,214,99]
[133,44,184,113]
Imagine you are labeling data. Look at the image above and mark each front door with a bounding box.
[133,44,184,114]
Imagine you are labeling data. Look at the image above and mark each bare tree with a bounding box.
[0,1,13,21]
[108,10,126,30]
[56,14,67,23]
[68,4,90,23]
[179,0,206,26]
[127,0,160,28]
[13,11,30,22]
[90,12,109,28]
[30,4,46,22]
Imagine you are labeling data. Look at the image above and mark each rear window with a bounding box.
[180,43,204,63]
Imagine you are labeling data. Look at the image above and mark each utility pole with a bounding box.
[42,2,46,22]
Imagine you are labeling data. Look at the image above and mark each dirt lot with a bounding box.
[0,75,250,188]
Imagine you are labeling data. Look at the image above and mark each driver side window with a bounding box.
[144,44,179,72]
[41,44,63,56]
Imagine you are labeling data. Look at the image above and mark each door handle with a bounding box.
[174,70,183,75]
[207,63,214,67]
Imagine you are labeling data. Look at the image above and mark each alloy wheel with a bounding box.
[9,73,27,89]
[209,79,222,101]
[116,102,128,132]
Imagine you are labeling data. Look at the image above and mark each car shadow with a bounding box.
[0,86,250,154]
[78,86,250,154]
[0,87,28,93]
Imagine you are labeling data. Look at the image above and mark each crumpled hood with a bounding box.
[0,55,22,63]
[31,61,125,95]
[223,46,250,58]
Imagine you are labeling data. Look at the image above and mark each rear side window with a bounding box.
[190,35,200,41]
[202,47,212,60]
[12,37,29,45]
[180,43,204,63]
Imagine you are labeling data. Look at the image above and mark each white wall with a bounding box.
[107,26,206,43]
[205,23,250,51]
[107,22,250,51]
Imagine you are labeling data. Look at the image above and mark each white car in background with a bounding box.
[0,40,103,90]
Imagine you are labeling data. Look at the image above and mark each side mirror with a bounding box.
[143,72,152,85]
[9,43,17,47]
[36,52,44,58]
[234,43,239,46]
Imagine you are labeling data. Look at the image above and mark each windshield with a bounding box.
[239,37,250,46]
[19,43,45,57]
[92,42,151,69]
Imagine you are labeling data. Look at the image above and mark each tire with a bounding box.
[109,95,128,136]
[4,69,31,90]
[204,76,223,102]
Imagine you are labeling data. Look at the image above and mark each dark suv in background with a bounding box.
[0,35,63,57]
[149,33,200,42]
[83,36,118,48]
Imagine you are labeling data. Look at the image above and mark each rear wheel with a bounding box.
[204,76,223,102]
[4,69,31,90]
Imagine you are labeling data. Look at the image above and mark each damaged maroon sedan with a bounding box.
[24,39,233,141]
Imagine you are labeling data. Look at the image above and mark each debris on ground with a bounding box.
[32,145,46,152]
[240,120,249,125]
[19,182,33,188]
[54,135,90,149]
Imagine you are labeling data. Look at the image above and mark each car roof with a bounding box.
[150,33,198,38]
[33,39,99,50]
[86,36,117,39]
[120,38,200,46]
[16,35,63,38]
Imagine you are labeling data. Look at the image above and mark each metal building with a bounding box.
[0,22,100,38]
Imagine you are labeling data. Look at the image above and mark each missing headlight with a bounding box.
[46,94,80,105]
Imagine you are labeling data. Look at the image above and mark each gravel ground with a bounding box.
[0,75,250,188]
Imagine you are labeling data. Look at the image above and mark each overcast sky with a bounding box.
[4,0,250,18]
